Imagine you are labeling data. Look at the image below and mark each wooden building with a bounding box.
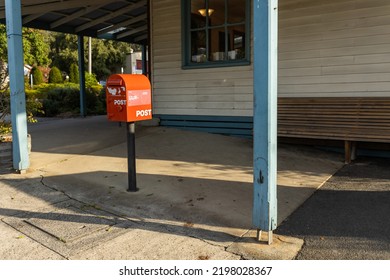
[150,0,390,161]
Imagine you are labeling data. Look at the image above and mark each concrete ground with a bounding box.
[0,116,344,260]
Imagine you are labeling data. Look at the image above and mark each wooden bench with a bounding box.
[278,97,390,163]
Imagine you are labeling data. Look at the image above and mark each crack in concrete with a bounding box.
[187,233,247,260]
[39,174,73,200]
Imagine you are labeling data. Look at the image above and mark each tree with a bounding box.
[69,63,79,83]
[31,66,44,85]
[0,61,10,134]
[23,28,51,66]
[49,33,140,81]
[50,33,78,73]
[0,25,7,63]
[91,38,136,80]
[48,66,63,83]
[0,24,51,66]
[85,72,99,88]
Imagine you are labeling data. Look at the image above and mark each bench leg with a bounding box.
[351,141,357,161]
[344,140,352,164]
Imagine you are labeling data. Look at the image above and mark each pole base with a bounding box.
[256,229,273,245]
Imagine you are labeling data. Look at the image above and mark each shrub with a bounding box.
[40,82,105,117]
[42,86,77,116]
[31,66,43,85]
[69,63,79,84]
[0,90,10,134]
[25,89,43,122]
[0,89,43,134]
[85,72,99,88]
[48,66,63,84]
[0,63,43,134]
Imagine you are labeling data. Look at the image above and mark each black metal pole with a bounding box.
[127,122,138,192]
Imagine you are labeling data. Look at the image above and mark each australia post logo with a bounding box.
[113,100,126,105]
[136,109,152,117]
[107,86,126,96]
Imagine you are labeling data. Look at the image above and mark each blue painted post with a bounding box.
[5,0,30,172]
[78,35,86,117]
[252,0,278,244]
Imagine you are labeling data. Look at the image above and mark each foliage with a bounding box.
[31,67,44,85]
[0,92,43,132]
[0,89,10,135]
[48,66,63,83]
[37,82,105,117]
[0,24,51,66]
[42,86,79,117]
[0,63,11,133]
[85,72,99,88]
[0,26,114,134]
[0,25,7,62]
[27,83,63,98]
[69,63,79,83]
[1,59,43,135]
[0,89,43,136]
[50,33,79,73]
[49,33,140,81]
[23,28,51,66]
[90,39,134,80]
[25,89,44,122]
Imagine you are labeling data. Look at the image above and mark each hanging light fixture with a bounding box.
[198,8,214,17]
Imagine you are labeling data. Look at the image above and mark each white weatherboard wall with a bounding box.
[151,0,390,118]
[150,0,253,117]
[279,0,390,98]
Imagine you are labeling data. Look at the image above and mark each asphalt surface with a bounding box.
[276,156,390,260]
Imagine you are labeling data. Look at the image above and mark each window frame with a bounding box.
[181,0,251,69]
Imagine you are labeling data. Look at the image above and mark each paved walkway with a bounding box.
[0,116,344,259]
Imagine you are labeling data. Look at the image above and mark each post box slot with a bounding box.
[107,79,123,86]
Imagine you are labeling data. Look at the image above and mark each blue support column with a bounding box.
[5,0,30,172]
[78,35,86,117]
[252,0,278,243]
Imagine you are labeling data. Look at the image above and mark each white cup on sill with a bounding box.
[228,50,236,60]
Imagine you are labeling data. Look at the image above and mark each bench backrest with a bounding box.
[278,97,390,143]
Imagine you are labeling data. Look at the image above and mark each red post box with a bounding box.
[106,74,152,122]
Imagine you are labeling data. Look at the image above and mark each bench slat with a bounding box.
[278,97,390,163]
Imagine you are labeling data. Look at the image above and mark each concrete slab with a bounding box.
[2,200,136,259]
[226,230,304,260]
[0,177,69,220]
[0,116,345,259]
[0,222,64,260]
[27,116,129,169]
[35,126,343,228]
[71,228,241,260]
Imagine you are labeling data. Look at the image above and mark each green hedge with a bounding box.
[38,83,105,117]
[69,63,79,84]
[48,66,63,83]
[30,66,44,85]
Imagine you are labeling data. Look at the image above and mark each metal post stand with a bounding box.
[127,122,138,192]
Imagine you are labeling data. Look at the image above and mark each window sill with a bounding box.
[182,60,251,70]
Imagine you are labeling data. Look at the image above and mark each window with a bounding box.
[182,0,250,68]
